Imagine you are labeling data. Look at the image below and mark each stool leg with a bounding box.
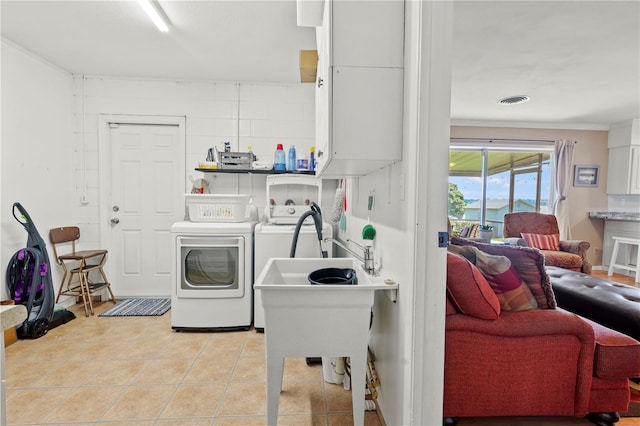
[77,273,90,317]
[98,266,116,303]
[608,239,620,276]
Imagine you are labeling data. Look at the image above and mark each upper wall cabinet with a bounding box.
[607,119,640,194]
[313,0,404,177]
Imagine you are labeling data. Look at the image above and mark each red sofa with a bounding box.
[444,239,640,426]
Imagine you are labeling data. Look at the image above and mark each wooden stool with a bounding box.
[608,236,640,283]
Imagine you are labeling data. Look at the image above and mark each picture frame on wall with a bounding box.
[573,165,600,187]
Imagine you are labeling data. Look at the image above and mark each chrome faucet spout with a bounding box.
[323,238,376,274]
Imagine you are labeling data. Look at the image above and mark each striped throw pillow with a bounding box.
[521,233,560,251]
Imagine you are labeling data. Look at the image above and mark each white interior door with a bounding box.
[106,120,185,297]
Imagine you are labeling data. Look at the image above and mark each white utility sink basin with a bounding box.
[254,257,397,426]
[254,257,391,290]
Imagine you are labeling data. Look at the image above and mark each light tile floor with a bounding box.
[5,301,381,425]
[4,270,638,425]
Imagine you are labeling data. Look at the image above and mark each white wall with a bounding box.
[73,77,335,233]
[1,40,74,300]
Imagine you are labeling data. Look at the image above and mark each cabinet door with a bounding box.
[607,146,631,193]
[314,61,331,174]
[607,145,640,194]
[331,0,404,68]
[331,66,403,161]
[630,146,640,194]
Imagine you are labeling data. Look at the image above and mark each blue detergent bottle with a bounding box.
[274,144,286,171]
[287,145,297,171]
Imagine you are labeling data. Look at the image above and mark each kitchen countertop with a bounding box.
[588,211,640,222]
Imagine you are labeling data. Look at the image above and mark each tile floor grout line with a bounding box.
[211,333,248,419]
[155,332,213,421]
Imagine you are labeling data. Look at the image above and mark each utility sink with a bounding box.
[254,258,397,426]
[254,257,392,289]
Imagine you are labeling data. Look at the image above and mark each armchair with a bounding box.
[503,212,592,274]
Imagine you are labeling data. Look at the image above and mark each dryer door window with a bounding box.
[183,247,238,289]
[176,236,245,299]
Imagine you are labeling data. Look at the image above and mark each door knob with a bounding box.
[110,218,120,225]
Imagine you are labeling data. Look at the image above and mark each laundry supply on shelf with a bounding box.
[297,150,309,171]
[274,144,286,171]
[287,145,297,171]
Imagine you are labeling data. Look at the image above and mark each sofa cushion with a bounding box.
[446,252,500,319]
[521,232,560,251]
[449,245,538,311]
[581,316,640,380]
[451,237,557,309]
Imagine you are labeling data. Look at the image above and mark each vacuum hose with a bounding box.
[289,202,327,258]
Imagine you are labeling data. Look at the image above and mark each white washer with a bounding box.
[253,221,333,330]
[171,221,256,331]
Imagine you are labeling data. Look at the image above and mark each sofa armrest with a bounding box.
[559,240,592,274]
[559,239,590,255]
[445,309,595,417]
[446,308,594,341]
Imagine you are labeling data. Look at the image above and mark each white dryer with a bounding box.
[171,220,256,330]
[253,221,332,331]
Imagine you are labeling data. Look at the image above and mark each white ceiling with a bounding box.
[2,1,639,129]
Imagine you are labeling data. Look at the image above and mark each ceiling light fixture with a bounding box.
[138,0,169,32]
[498,95,531,105]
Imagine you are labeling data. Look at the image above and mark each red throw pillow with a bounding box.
[521,232,560,251]
[446,252,500,320]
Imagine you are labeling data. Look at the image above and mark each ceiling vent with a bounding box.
[498,95,531,105]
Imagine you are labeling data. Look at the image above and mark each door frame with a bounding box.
[97,114,186,278]
[407,2,453,425]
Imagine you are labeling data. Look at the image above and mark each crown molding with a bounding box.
[450,119,610,131]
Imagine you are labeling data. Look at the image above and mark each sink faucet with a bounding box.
[324,238,376,274]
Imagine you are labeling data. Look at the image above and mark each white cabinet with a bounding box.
[314,0,404,177]
[607,119,640,194]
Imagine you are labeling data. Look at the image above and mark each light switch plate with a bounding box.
[438,231,449,248]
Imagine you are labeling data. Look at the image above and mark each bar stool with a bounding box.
[608,236,640,283]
